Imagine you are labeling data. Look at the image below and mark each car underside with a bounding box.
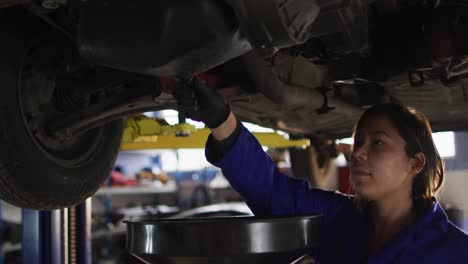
[1,0,468,209]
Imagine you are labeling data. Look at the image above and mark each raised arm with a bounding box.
[211,111,237,141]
[175,79,353,218]
[206,118,352,218]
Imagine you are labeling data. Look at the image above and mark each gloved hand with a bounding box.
[175,78,231,128]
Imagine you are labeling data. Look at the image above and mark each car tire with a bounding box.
[0,9,123,210]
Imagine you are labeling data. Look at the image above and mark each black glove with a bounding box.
[175,79,231,128]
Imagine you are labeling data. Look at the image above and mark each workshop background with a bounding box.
[0,110,466,264]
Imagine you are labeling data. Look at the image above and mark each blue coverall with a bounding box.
[205,122,468,263]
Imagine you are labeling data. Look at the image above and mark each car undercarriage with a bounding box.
[1,0,468,209]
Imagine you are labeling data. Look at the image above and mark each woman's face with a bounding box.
[349,115,417,201]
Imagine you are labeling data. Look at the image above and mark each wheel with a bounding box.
[0,10,123,209]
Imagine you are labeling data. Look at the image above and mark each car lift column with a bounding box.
[22,209,62,264]
[75,199,92,264]
[21,199,92,264]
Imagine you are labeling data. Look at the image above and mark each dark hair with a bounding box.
[353,103,444,211]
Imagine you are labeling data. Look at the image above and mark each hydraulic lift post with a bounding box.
[21,199,92,264]
[22,209,61,264]
[75,200,92,264]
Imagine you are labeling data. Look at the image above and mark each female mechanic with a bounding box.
[178,80,468,263]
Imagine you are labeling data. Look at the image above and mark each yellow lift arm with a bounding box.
[120,115,310,150]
